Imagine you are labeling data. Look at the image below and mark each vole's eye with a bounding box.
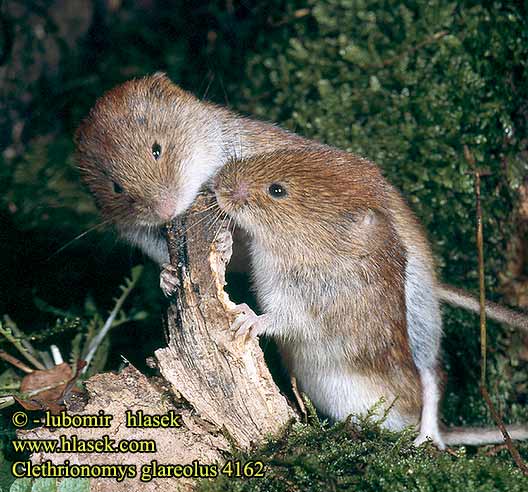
[112,181,123,194]
[268,183,287,198]
[152,142,162,160]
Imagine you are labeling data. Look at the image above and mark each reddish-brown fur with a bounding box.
[216,149,422,420]
[75,73,528,445]
[76,74,208,227]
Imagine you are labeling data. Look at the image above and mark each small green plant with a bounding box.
[0,266,146,410]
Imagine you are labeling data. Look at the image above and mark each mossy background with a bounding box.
[0,0,527,489]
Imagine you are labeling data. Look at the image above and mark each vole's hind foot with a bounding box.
[213,230,233,264]
[230,303,267,339]
[415,368,445,449]
[160,263,180,297]
[413,430,445,450]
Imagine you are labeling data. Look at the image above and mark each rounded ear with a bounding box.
[341,208,379,226]
[338,208,396,256]
[362,209,377,226]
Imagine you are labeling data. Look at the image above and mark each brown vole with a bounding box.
[75,72,312,266]
[74,73,528,335]
[213,149,528,448]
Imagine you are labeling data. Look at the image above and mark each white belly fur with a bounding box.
[279,339,417,431]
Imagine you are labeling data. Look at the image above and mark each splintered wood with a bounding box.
[20,194,294,491]
[156,194,295,450]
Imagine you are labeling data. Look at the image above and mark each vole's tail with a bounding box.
[443,425,528,446]
[438,284,528,333]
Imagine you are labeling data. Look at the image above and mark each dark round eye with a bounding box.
[152,142,162,160]
[112,181,123,194]
[268,183,287,198]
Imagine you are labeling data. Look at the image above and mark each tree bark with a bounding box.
[21,193,295,490]
[156,193,295,449]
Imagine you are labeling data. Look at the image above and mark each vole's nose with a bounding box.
[230,181,249,205]
[156,197,178,222]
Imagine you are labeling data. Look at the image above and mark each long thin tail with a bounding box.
[438,284,528,333]
[443,425,528,446]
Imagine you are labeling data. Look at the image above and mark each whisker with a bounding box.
[203,210,226,239]
[236,120,244,160]
[186,202,219,216]
[162,200,225,258]
[46,220,110,261]
[226,216,234,234]
[201,71,215,101]
[170,208,224,252]
[218,73,230,108]
[211,211,229,245]
[181,208,221,235]
[203,212,230,294]
[194,190,212,197]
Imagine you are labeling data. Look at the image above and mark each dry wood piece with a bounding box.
[156,193,296,449]
[21,193,294,490]
[21,365,226,491]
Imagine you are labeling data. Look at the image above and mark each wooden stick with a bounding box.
[0,317,45,370]
[465,145,528,476]
[464,145,487,386]
[0,350,33,374]
[290,375,307,421]
[480,386,528,474]
[156,194,296,450]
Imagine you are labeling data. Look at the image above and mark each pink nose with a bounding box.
[231,182,249,205]
[156,198,178,222]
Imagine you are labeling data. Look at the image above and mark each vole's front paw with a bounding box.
[230,303,267,339]
[160,263,180,297]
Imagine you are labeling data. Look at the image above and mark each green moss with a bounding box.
[236,0,528,426]
[241,0,527,290]
[199,418,528,492]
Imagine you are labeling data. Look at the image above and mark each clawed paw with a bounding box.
[230,303,267,339]
[160,263,180,297]
[413,432,446,450]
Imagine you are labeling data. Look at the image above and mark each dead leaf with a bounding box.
[15,362,83,412]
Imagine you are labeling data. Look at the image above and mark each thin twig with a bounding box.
[483,443,508,456]
[21,379,70,399]
[268,8,311,27]
[465,145,528,476]
[8,317,41,363]
[0,396,15,409]
[445,448,460,458]
[1,378,73,411]
[0,317,45,370]
[481,387,528,474]
[464,145,487,385]
[81,265,143,372]
[0,350,34,374]
[290,376,307,421]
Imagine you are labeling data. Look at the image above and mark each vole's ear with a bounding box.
[145,72,193,101]
[341,208,379,227]
[361,209,377,226]
[339,208,392,252]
